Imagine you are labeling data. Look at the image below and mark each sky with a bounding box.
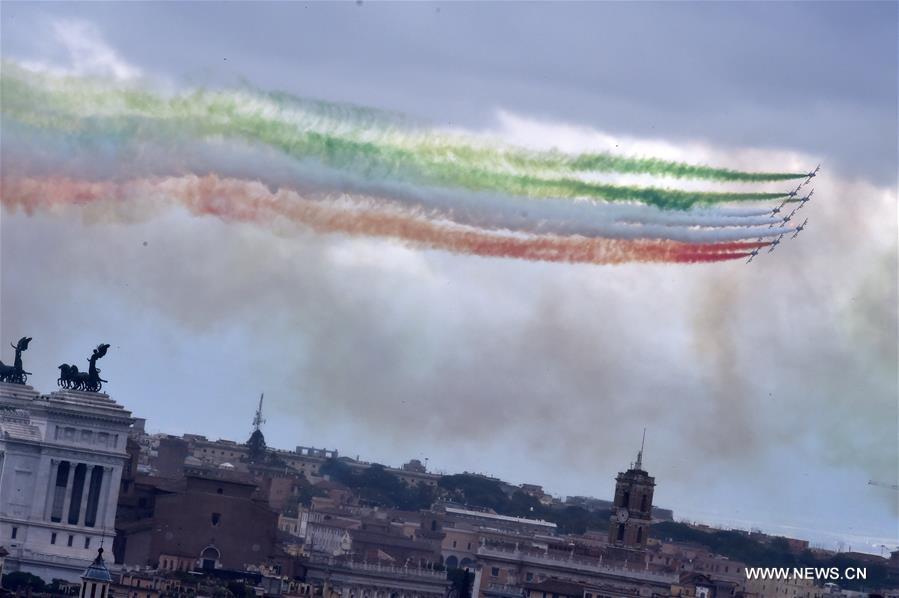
[1,2,897,554]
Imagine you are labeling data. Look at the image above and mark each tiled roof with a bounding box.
[82,548,113,583]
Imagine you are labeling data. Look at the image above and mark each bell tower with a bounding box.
[79,547,112,598]
[608,430,654,549]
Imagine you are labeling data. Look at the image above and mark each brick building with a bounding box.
[115,464,280,571]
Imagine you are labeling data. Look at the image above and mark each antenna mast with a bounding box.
[253,393,265,432]
[635,427,646,470]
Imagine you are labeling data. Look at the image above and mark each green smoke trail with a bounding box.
[1,63,809,185]
[236,79,807,183]
[0,65,791,209]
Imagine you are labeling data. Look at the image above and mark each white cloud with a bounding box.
[16,18,141,81]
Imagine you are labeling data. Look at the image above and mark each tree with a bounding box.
[2,571,47,592]
[447,567,475,598]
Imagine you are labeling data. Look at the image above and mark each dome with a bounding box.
[81,548,112,583]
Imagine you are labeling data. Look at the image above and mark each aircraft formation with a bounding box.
[746,164,818,264]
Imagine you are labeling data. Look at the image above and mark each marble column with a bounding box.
[102,465,122,529]
[43,459,60,521]
[94,466,112,529]
[61,461,76,524]
[77,465,92,526]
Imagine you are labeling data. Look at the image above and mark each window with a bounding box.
[452,540,457,548]
[51,532,57,544]
[491,567,500,577]
[636,526,644,544]
[640,494,648,512]
[85,537,91,549]
[211,513,221,526]
[68,535,74,547]
[11,526,18,539]
[617,524,625,542]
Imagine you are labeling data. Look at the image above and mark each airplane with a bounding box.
[804,164,821,184]
[770,213,793,228]
[786,184,803,199]
[788,189,814,205]
[770,205,782,215]
[746,248,760,263]
[767,235,784,253]
[792,218,808,239]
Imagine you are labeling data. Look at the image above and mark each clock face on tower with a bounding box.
[616,508,629,523]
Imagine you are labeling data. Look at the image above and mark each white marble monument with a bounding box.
[0,381,133,582]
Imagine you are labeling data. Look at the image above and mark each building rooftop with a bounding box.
[82,548,113,583]
[444,507,557,529]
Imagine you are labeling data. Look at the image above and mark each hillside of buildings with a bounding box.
[318,460,615,534]
[3,383,897,598]
[653,521,899,591]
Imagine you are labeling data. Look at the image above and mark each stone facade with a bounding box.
[0,382,132,582]
[302,554,450,598]
[472,543,676,598]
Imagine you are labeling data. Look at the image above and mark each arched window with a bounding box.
[621,490,630,508]
[636,527,644,544]
[200,546,220,570]
[617,524,625,542]
[640,494,648,512]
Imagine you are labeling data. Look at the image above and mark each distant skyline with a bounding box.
[1,1,896,554]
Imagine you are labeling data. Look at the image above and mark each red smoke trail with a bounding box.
[1,175,761,265]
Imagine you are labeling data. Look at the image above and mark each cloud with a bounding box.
[0,6,895,548]
[2,110,895,546]
[15,18,141,80]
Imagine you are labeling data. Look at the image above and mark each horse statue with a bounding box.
[57,344,109,392]
[0,337,32,385]
[57,364,80,389]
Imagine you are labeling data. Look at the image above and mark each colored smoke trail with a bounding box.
[0,61,808,265]
[0,121,791,242]
[1,63,804,210]
[0,175,765,265]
